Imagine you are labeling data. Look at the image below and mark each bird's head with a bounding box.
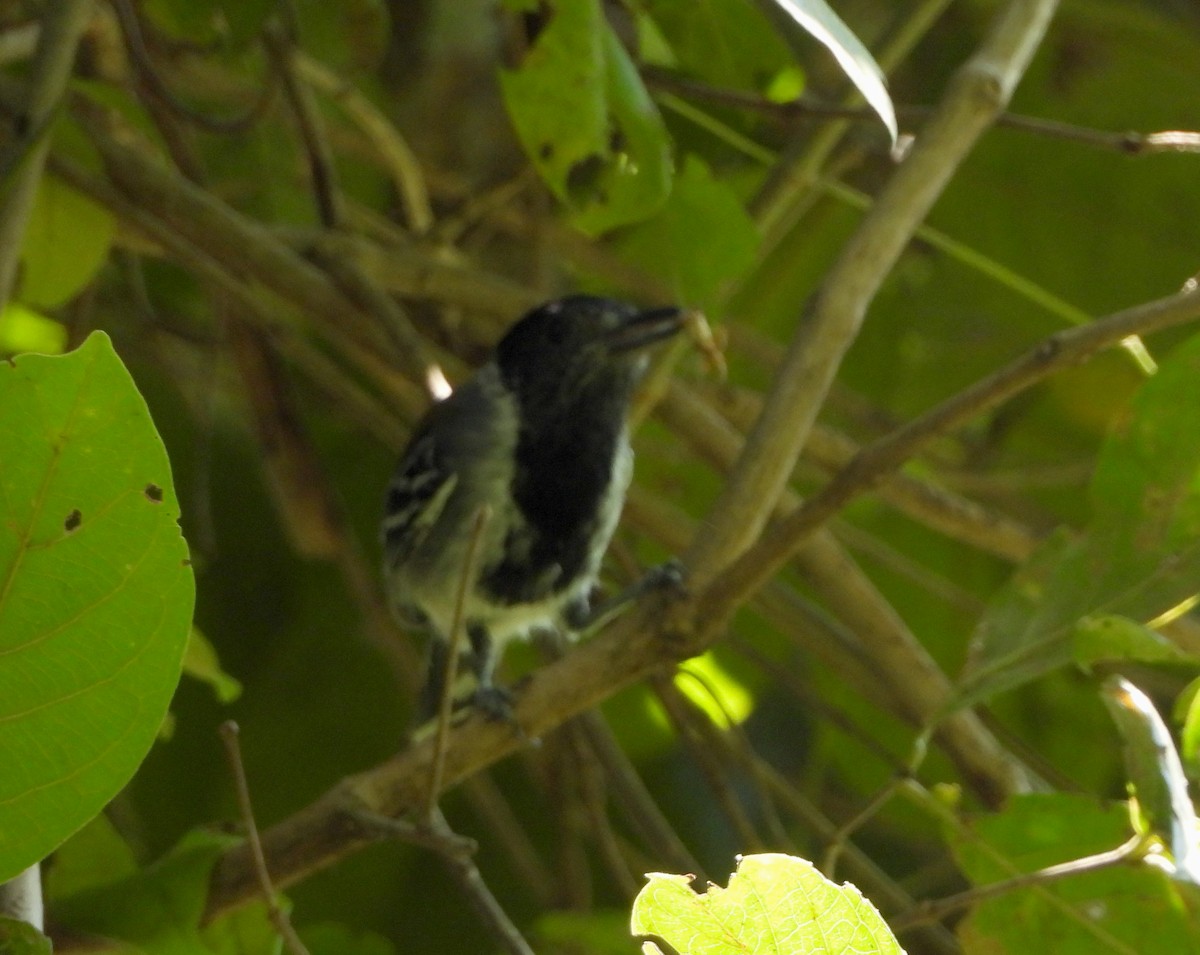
[495,295,684,414]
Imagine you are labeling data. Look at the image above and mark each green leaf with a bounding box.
[631,853,904,955]
[1073,614,1193,671]
[767,0,896,142]
[183,626,243,703]
[950,794,1200,953]
[1101,677,1200,882]
[499,0,672,234]
[0,918,53,955]
[614,155,759,312]
[0,332,194,882]
[956,332,1200,708]
[52,830,247,953]
[19,176,115,309]
[0,304,66,356]
[638,0,799,91]
[44,815,138,900]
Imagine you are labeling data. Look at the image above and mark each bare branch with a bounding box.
[703,280,1200,619]
[684,0,1060,584]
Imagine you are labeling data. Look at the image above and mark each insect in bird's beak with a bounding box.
[605,306,686,354]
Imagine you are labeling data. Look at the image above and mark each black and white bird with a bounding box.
[381,295,684,721]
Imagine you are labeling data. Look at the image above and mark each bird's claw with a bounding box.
[471,684,517,724]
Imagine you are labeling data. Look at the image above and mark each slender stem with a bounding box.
[427,505,491,817]
[701,280,1200,620]
[219,721,312,955]
[684,0,1062,586]
[891,836,1148,933]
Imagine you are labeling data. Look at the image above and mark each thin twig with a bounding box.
[460,775,556,906]
[262,23,345,229]
[644,68,1200,155]
[574,710,705,879]
[702,280,1200,619]
[653,677,765,852]
[110,0,275,133]
[218,721,312,955]
[659,382,1028,803]
[427,505,492,817]
[891,836,1148,932]
[290,49,434,234]
[353,806,535,955]
[684,0,1061,585]
[821,775,907,878]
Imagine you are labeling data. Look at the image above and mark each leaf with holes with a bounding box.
[499,0,672,234]
[631,853,904,954]
[0,331,193,881]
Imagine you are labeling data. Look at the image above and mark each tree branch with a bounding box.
[702,280,1200,620]
[684,0,1060,584]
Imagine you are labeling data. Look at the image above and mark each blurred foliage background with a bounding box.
[2,0,1200,952]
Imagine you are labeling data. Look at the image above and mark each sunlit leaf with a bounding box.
[631,853,904,954]
[0,304,66,356]
[0,333,194,881]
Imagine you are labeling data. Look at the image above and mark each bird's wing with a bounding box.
[381,433,460,564]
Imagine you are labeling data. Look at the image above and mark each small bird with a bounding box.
[382,295,685,721]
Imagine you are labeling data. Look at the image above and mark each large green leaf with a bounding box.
[0,332,194,881]
[499,0,672,234]
[631,853,904,954]
[950,794,1200,954]
[954,331,1200,708]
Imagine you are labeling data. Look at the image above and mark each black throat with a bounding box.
[482,383,629,605]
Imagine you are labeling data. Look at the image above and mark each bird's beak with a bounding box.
[606,306,685,354]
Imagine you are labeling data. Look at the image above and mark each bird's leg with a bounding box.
[467,623,516,722]
[564,559,687,634]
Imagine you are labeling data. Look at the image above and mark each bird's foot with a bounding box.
[471,684,517,724]
[643,558,688,595]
